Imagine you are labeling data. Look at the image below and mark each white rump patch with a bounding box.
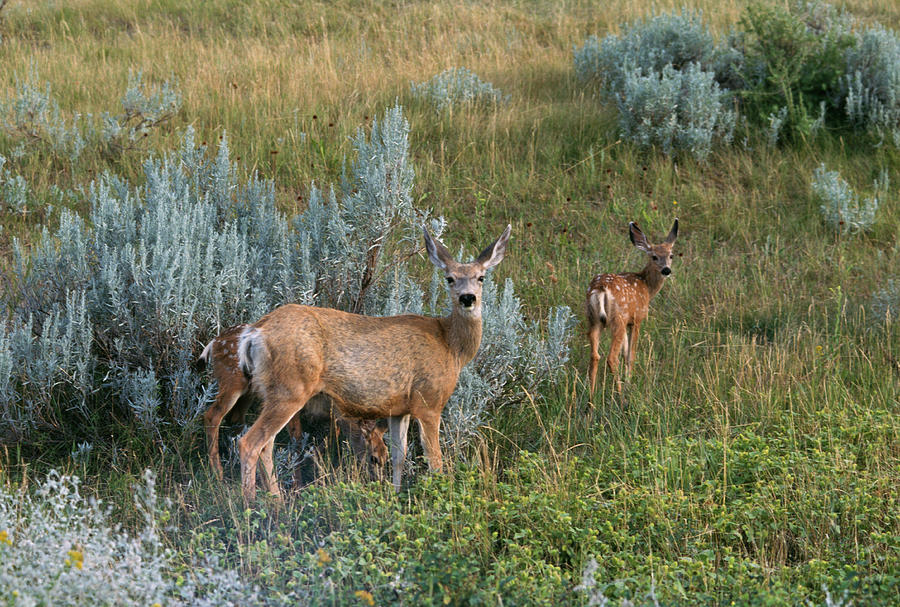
[237,327,263,377]
[589,290,610,324]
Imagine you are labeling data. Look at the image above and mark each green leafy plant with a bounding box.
[728,2,855,140]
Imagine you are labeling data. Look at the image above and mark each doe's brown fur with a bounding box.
[236,224,511,500]
[197,324,389,483]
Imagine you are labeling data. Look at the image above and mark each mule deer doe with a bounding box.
[235,224,511,500]
[197,324,389,482]
[586,219,678,392]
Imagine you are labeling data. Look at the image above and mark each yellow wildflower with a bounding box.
[355,590,375,606]
[0,530,11,545]
[316,548,332,567]
[66,549,84,570]
[672,199,678,206]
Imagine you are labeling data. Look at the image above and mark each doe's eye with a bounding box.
[652,255,659,261]
[477,276,485,283]
[446,276,455,285]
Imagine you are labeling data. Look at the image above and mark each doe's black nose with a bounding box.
[459,293,476,307]
[661,267,672,276]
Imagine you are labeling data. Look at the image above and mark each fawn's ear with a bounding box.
[423,227,455,270]
[664,218,679,244]
[476,224,512,269]
[629,222,650,252]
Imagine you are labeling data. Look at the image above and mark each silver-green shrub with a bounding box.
[100,70,181,154]
[0,68,180,163]
[766,106,789,147]
[616,62,735,161]
[301,104,426,313]
[0,470,172,605]
[574,11,733,160]
[0,290,94,441]
[0,154,28,212]
[843,25,900,145]
[0,67,86,162]
[812,163,879,233]
[3,126,311,442]
[573,10,717,89]
[576,3,900,148]
[434,274,575,449]
[410,67,509,112]
[2,104,573,457]
[870,278,899,323]
[0,470,262,606]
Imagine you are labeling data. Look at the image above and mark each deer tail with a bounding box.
[587,289,608,327]
[195,339,215,372]
[237,327,265,380]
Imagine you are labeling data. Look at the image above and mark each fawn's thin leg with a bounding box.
[588,323,602,392]
[387,414,411,491]
[627,321,641,373]
[286,413,305,489]
[416,413,443,473]
[204,388,245,479]
[607,321,627,392]
[228,393,253,425]
[286,412,303,440]
[339,418,368,463]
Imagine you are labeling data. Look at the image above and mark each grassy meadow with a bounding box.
[1,0,899,605]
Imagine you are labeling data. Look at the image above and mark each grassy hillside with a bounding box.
[1,1,899,605]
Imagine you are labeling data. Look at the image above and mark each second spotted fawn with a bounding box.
[586,219,678,392]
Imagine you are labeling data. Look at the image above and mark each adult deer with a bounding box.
[236,224,511,500]
[197,324,389,482]
[586,219,678,392]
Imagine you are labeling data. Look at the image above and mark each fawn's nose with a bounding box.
[459,294,476,307]
[661,267,672,276]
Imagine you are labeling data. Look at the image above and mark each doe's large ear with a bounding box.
[664,218,679,244]
[475,224,512,269]
[423,227,455,270]
[629,222,650,252]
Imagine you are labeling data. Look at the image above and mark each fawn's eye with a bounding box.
[652,255,659,261]
[446,276,455,285]
[477,276,485,283]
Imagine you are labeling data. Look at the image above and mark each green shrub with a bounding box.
[726,2,855,140]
